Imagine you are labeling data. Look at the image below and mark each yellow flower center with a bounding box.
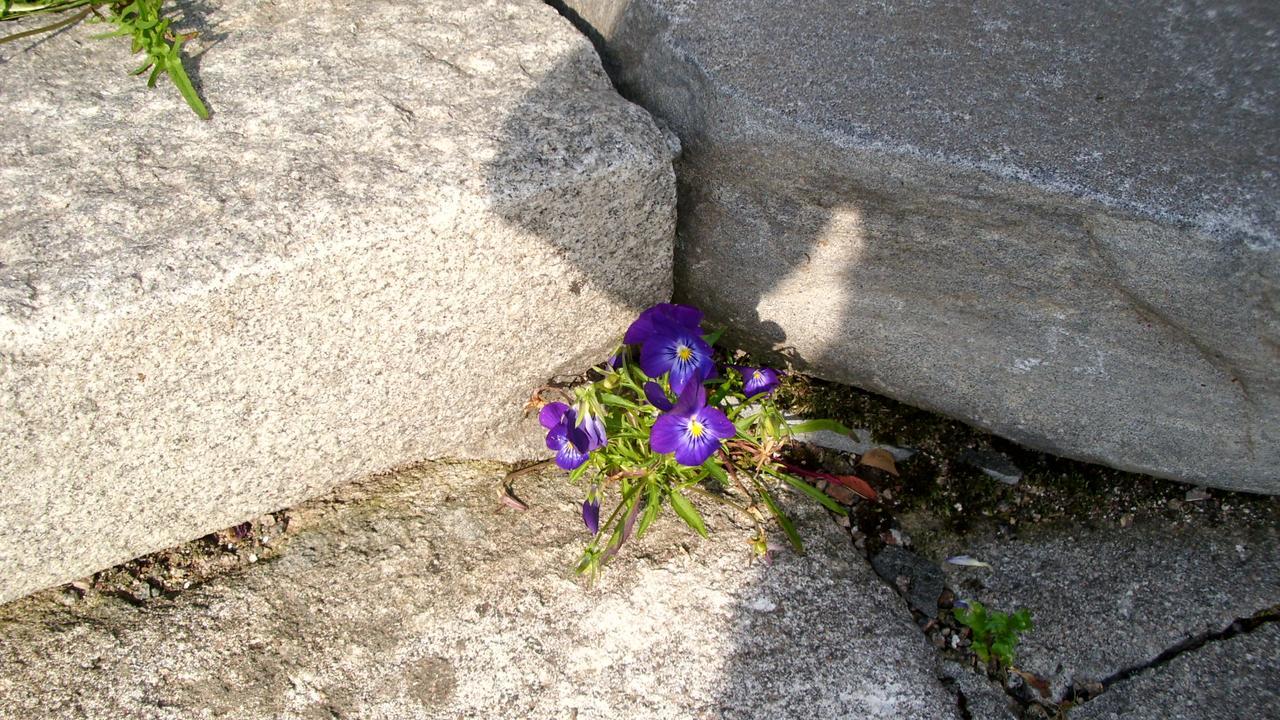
[752,371,763,382]
[688,420,705,438]
[676,345,693,362]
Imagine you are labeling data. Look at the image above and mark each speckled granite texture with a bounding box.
[560,0,1280,493]
[0,0,675,603]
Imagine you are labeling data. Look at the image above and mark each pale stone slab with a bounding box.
[0,462,961,719]
[558,0,1280,493]
[0,0,675,603]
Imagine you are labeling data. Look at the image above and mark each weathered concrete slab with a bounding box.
[1069,623,1280,720]
[933,516,1280,702]
[0,0,675,603]
[0,462,961,719]
[558,0,1280,493]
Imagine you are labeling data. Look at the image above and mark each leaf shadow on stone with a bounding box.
[479,39,676,353]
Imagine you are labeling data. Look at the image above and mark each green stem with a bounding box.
[0,4,91,42]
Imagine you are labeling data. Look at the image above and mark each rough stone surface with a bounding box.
[933,516,1280,702]
[0,462,961,719]
[0,0,675,603]
[558,0,1280,493]
[871,546,945,619]
[1070,623,1280,720]
[940,662,1018,720]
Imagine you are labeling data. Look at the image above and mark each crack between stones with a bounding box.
[938,675,974,720]
[824,508,1016,719]
[1072,604,1280,704]
[832,494,1280,718]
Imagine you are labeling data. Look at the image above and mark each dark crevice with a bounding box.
[542,0,617,77]
[823,507,1031,717]
[938,675,974,720]
[1071,604,1280,703]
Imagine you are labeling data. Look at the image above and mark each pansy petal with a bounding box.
[649,414,683,454]
[699,406,737,440]
[539,402,570,430]
[623,312,656,345]
[672,379,708,415]
[644,381,675,411]
[580,414,608,450]
[674,434,719,466]
[666,303,704,331]
[555,440,589,470]
[638,334,673,378]
[545,423,569,451]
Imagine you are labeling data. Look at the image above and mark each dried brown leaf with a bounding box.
[858,448,899,476]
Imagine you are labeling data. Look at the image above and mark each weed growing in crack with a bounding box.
[954,600,1033,669]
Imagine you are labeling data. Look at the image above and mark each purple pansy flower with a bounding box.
[733,365,782,397]
[624,303,704,346]
[540,402,604,470]
[582,497,601,534]
[650,382,736,466]
[640,326,716,390]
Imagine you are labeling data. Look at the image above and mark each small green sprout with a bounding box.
[954,600,1033,669]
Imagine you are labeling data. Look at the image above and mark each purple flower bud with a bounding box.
[643,381,675,411]
[578,411,608,451]
[582,497,601,534]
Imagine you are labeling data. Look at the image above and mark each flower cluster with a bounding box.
[528,303,848,578]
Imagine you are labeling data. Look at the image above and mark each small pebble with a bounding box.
[248,553,258,563]
[1185,487,1211,502]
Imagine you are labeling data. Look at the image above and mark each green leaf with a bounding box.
[701,457,728,485]
[777,472,847,515]
[755,482,803,553]
[636,482,661,538]
[702,328,725,346]
[668,489,707,538]
[787,418,853,435]
[1011,609,1033,631]
[991,640,1014,666]
[600,392,640,410]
